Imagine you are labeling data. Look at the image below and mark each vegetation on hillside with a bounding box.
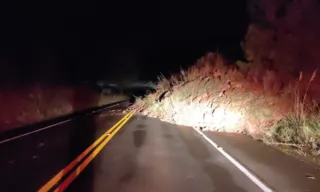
[0,84,127,132]
[131,52,320,159]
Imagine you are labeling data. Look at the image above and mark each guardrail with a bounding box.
[0,100,129,144]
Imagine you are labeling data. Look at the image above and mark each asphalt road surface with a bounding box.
[0,104,320,192]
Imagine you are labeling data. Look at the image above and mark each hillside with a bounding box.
[0,84,127,132]
[131,52,320,163]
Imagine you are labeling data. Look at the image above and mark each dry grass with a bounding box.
[263,70,320,156]
[0,84,127,132]
[132,52,320,160]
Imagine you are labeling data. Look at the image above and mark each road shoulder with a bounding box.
[204,131,320,192]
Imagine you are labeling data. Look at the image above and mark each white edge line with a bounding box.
[191,127,273,192]
[0,119,72,144]
[0,103,121,145]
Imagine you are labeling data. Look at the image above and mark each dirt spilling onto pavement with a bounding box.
[131,53,320,163]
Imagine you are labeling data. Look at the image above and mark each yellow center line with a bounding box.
[54,112,134,192]
[38,111,135,192]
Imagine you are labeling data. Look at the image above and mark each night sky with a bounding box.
[0,1,248,84]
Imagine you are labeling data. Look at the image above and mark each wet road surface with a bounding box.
[66,115,261,192]
[0,105,320,192]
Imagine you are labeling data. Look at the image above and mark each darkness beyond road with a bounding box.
[0,103,319,192]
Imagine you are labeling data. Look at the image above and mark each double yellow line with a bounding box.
[38,111,135,192]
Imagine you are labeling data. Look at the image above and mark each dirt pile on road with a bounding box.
[131,52,320,158]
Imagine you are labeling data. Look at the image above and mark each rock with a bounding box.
[37,142,44,148]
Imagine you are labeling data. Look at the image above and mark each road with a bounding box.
[0,103,320,192]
